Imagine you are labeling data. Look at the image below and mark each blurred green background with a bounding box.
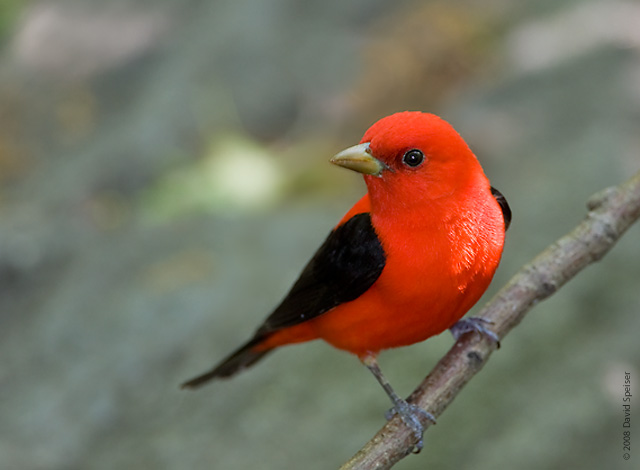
[1,1,638,469]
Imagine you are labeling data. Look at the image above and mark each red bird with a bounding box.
[182,111,510,450]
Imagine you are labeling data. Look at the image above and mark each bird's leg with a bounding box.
[450,317,500,347]
[361,355,436,453]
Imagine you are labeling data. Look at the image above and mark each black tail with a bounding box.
[181,337,272,389]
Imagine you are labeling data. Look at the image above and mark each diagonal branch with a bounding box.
[340,170,640,470]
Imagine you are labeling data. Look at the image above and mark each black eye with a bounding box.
[402,149,424,168]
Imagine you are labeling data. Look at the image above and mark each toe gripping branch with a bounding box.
[450,317,501,348]
[360,318,498,453]
[362,355,436,453]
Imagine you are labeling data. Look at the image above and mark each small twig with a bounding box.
[340,170,640,470]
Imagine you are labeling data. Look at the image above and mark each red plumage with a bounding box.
[182,112,510,449]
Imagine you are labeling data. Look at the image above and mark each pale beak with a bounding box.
[330,143,386,177]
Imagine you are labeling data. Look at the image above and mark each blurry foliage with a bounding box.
[0,0,22,43]
[0,1,639,470]
[0,83,29,185]
[140,134,286,220]
[348,1,508,121]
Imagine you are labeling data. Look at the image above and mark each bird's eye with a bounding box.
[402,149,424,168]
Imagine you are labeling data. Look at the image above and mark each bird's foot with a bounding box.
[385,399,436,453]
[450,317,500,347]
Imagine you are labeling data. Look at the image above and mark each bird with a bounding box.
[181,111,511,451]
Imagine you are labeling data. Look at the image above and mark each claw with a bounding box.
[362,355,437,452]
[450,317,500,347]
[385,399,436,453]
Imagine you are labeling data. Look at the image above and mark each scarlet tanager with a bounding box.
[182,111,511,450]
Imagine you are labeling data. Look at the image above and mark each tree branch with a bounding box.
[340,170,640,470]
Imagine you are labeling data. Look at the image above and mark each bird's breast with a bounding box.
[311,196,505,356]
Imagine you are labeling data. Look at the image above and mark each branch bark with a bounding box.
[340,170,640,470]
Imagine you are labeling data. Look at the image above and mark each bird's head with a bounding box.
[331,112,486,212]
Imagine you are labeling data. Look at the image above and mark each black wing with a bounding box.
[258,212,386,334]
[491,187,512,231]
[181,212,387,388]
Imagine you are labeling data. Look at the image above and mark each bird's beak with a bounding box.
[330,143,386,177]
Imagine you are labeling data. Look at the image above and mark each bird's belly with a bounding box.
[311,206,505,357]
[310,253,494,356]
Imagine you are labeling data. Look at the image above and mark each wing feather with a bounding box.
[258,212,386,334]
[491,187,511,230]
